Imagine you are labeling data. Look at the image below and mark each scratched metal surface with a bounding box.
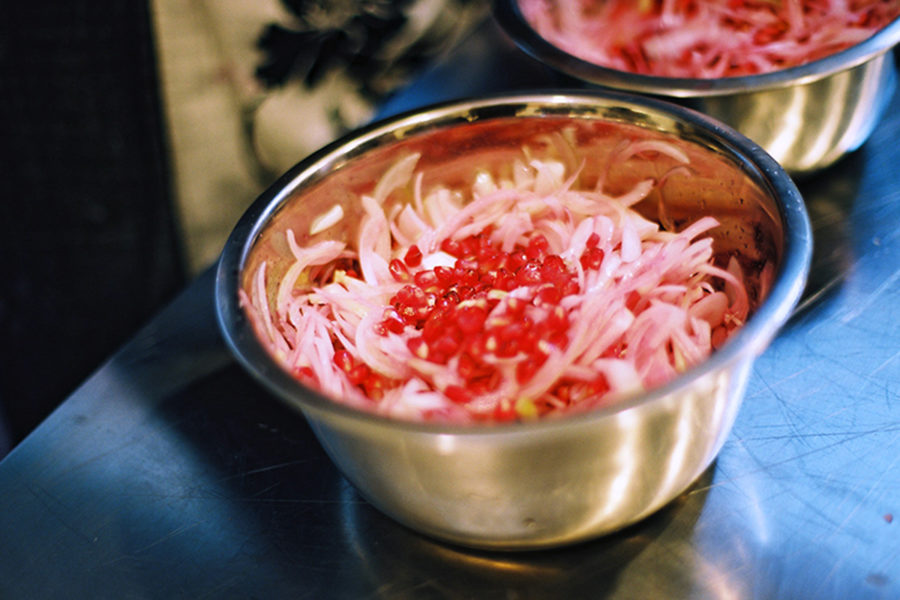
[1,18,899,600]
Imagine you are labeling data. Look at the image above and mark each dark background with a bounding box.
[0,1,186,451]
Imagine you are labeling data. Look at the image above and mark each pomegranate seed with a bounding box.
[470,371,501,394]
[492,400,517,422]
[294,366,315,382]
[535,285,562,306]
[445,385,471,404]
[508,250,528,271]
[404,245,422,267]
[407,336,429,359]
[466,334,488,359]
[580,247,604,270]
[516,261,543,286]
[422,312,449,343]
[348,364,370,385]
[506,297,526,317]
[459,237,479,258]
[398,305,418,323]
[441,289,460,306]
[432,334,461,357]
[541,254,566,273]
[381,308,406,334]
[526,234,549,260]
[414,270,439,289]
[484,334,499,353]
[498,321,527,342]
[546,306,568,331]
[363,373,386,401]
[456,305,488,333]
[441,238,462,256]
[626,290,641,310]
[516,357,541,384]
[477,246,503,271]
[495,269,517,291]
[334,349,354,372]
[548,331,569,349]
[561,279,580,296]
[496,339,519,358]
[456,285,475,300]
[389,258,410,282]
[457,353,478,380]
[394,285,425,307]
[434,265,455,285]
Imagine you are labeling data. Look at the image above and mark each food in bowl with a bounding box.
[241,135,765,424]
[218,94,811,549]
[517,0,900,78]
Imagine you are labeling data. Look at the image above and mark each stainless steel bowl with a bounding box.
[215,92,812,550]
[494,1,900,174]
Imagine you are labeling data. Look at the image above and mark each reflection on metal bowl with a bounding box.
[493,1,900,174]
[215,92,812,550]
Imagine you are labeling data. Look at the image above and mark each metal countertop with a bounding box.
[1,17,899,600]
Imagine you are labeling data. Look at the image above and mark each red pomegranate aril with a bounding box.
[432,334,461,357]
[348,364,370,385]
[508,250,529,271]
[395,285,426,307]
[456,285,476,300]
[479,271,497,288]
[382,308,406,334]
[466,333,488,359]
[580,246,605,270]
[498,321,529,342]
[505,297,526,317]
[441,289,461,306]
[363,373,387,401]
[516,357,541,384]
[535,285,562,306]
[414,270,439,289]
[434,265,455,285]
[389,258,411,282]
[459,236,479,258]
[546,306,568,331]
[398,304,419,323]
[516,261,543,286]
[422,312,450,343]
[496,339,519,358]
[456,304,488,333]
[470,371,501,394]
[404,244,423,267]
[294,366,315,383]
[526,234,549,260]
[562,279,580,296]
[459,355,494,381]
[407,336,429,359]
[334,349,354,372]
[445,385,472,404]
[477,246,504,271]
[492,400,517,422]
[440,238,462,256]
[548,331,569,349]
[495,269,517,291]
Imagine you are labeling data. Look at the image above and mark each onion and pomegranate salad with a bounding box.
[517,0,900,78]
[241,140,754,424]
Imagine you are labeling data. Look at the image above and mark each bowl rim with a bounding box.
[492,0,900,97]
[215,89,813,436]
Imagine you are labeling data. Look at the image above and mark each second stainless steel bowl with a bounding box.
[494,1,900,174]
